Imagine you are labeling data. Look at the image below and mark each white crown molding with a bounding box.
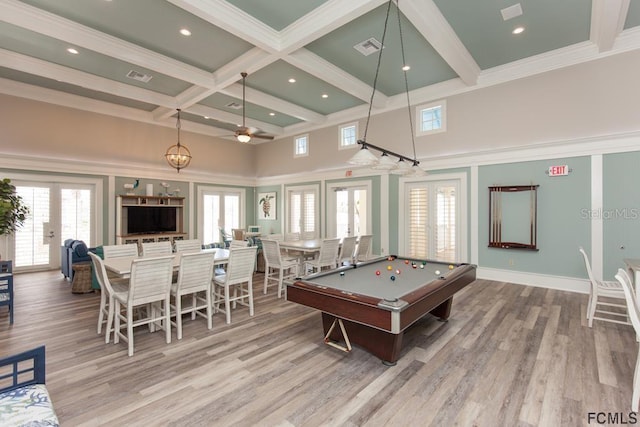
[477,267,589,294]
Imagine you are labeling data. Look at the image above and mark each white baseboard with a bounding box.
[477,267,590,294]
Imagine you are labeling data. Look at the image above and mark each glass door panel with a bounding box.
[14,185,53,269]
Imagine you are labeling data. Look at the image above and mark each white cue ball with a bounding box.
[435,270,440,275]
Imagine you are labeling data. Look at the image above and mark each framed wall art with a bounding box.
[258,192,276,220]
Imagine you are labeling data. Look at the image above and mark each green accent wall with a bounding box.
[255,185,281,235]
[603,151,640,278]
[478,156,591,277]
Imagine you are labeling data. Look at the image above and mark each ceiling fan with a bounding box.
[235,72,274,143]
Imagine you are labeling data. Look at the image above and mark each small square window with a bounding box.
[294,134,308,157]
[416,100,446,136]
[339,123,358,149]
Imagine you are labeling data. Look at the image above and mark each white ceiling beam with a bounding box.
[166,0,281,53]
[185,104,284,135]
[285,49,387,108]
[400,0,480,86]
[220,83,326,124]
[0,49,178,107]
[1,0,217,88]
[590,0,631,52]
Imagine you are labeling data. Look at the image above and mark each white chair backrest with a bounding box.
[265,234,283,241]
[230,239,249,249]
[339,236,358,264]
[176,252,215,293]
[318,238,341,266]
[232,228,245,240]
[174,239,202,253]
[301,231,316,240]
[141,241,172,257]
[88,252,115,295]
[224,247,257,285]
[285,232,300,241]
[103,244,138,259]
[262,239,283,266]
[615,268,640,333]
[128,256,174,304]
[579,247,597,285]
[355,235,373,261]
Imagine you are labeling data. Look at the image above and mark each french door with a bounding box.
[11,180,97,272]
[327,181,371,238]
[198,187,244,245]
[402,178,463,262]
[286,185,318,238]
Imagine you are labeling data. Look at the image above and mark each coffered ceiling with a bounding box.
[1,0,638,142]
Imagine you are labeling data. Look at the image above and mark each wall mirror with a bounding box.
[489,185,539,250]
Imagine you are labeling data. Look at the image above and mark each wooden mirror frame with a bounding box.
[489,185,539,250]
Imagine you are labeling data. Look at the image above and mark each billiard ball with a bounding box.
[387,265,392,271]
[420,264,424,269]
[404,259,409,264]
[387,256,394,261]
[422,261,427,265]
[449,264,454,270]
[412,263,417,269]
[435,270,440,275]
[395,269,401,275]
[339,271,345,277]
[390,275,396,281]
[375,270,381,276]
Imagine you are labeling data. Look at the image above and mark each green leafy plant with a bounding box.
[259,194,274,218]
[0,178,29,236]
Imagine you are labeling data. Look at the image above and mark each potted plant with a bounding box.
[0,178,29,239]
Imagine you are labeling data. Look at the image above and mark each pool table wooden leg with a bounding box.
[429,297,453,321]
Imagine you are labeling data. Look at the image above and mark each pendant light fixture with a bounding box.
[165,108,192,173]
[348,0,426,176]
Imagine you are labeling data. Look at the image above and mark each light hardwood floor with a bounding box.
[0,270,637,426]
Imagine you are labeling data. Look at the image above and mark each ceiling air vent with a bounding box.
[501,3,523,21]
[225,102,243,110]
[126,70,153,83]
[354,37,382,56]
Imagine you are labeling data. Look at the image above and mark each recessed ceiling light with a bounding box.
[512,26,525,34]
[321,94,329,98]
[288,78,296,83]
[402,65,410,71]
[67,48,79,54]
[269,112,275,116]
[204,116,210,119]
[180,28,191,36]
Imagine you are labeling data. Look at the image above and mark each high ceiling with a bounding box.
[1,0,639,143]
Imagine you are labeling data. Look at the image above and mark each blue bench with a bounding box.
[0,346,59,426]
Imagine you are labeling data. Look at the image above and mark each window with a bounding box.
[197,186,245,246]
[294,134,308,157]
[416,100,446,136]
[339,123,358,149]
[286,185,318,237]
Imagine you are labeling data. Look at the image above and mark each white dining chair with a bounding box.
[113,255,174,356]
[212,246,257,324]
[579,247,628,327]
[88,252,129,343]
[170,252,216,339]
[229,239,249,249]
[305,238,341,274]
[262,239,298,298]
[173,239,202,253]
[354,234,373,262]
[141,241,172,257]
[103,244,138,259]
[338,236,358,266]
[614,268,640,412]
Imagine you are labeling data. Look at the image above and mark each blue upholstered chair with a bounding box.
[0,260,14,324]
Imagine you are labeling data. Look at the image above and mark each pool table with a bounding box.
[286,255,476,365]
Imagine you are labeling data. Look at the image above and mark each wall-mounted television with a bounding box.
[126,206,177,234]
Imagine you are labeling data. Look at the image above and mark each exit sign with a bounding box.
[548,165,569,176]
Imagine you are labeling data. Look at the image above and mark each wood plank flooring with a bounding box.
[0,270,637,426]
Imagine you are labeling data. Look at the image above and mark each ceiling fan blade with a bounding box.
[252,134,274,140]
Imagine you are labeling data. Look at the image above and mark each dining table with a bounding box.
[103,248,229,277]
[278,239,331,276]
